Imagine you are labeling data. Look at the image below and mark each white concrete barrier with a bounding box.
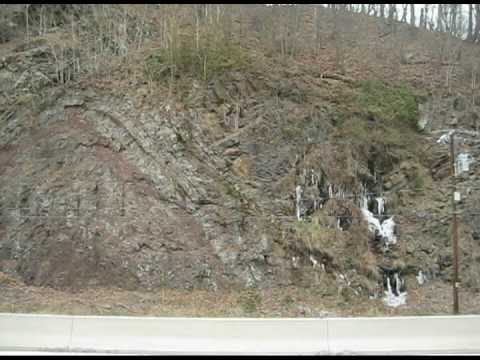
[0,313,479,354]
[0,314,72,352]
[327,315,480,354]
[70,317,329,354]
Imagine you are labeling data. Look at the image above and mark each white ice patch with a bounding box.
[376,197,385,216]
[361,207,382,233]
[295,185,303,221]
[416,270,427,285]
[361,197,396,247]
[437,130,454,144]
[292,256,299,269]
[383,275,407,308]
[381,217,397,245]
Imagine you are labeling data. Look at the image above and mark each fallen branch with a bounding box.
[320,73,355,83]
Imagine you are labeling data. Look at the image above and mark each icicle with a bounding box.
[376,197,385,216]
[295,185,303,221]
[394,273,401,295]
[383,273,407,308]
[362,195,369,210]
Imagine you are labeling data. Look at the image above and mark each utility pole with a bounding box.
[449,119,460,315]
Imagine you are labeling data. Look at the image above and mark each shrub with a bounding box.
[144,34,249,83]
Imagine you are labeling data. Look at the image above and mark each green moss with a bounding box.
[412,170,425,190]
[357,80,418,127]
[335,80,421,160]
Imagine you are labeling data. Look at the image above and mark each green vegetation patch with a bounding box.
[144,33,249,83]
[357,80,418,127]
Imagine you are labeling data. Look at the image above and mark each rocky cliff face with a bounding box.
[1,10,480,310]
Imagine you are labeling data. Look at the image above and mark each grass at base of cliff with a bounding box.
[1,273,478,318]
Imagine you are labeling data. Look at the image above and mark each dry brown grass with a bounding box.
[1,275,479,317]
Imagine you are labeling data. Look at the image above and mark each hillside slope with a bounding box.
[1,4,480,316]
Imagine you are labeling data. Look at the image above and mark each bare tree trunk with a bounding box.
[222,3,232,42]
[333,6,345,75]
[424,5,429,29]
[216,4,221,25]
[25,4,30,40]
[410,4,415,26]
[194,4,200,51]
[450,4,457,36]
[388,4,394,22]
[290,4,300,58]
[401,5,408,23]
[367,4,375,16]
[471,65,477,109]
[468,4,473,41]
[420,8,424,29]
[475,5,480,42]
[270,4,276,54]
[314,6,321,56]
[441,4,450,33]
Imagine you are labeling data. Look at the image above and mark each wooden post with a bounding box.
[449,121,460,315]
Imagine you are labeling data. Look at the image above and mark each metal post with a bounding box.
[449,125,460,315]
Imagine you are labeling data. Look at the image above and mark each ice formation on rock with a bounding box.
[383,273,407,307]
[361,196,396,247]
[416,270,427,285]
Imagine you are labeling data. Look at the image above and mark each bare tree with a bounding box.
[25,4,30,40]
[400,4,408,23]
[475,5,480,42]
[423,5,429,29]
[313,5,321,56]
[409,4,415,26]
[467,4,474,41]
[333,5,345,74]
[450,4,458,36]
